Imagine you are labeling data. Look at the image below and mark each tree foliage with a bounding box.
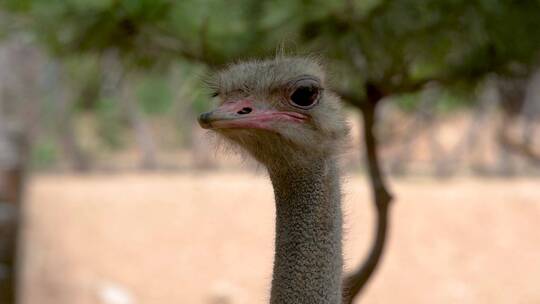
[3,0,539,106]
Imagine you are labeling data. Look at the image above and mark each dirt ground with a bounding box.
[20,172,540,304]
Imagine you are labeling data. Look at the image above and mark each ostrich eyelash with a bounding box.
[211,92,219,98]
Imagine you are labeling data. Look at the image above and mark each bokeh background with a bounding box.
[0,0,539,303]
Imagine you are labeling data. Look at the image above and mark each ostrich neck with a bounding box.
[268,158,343,304]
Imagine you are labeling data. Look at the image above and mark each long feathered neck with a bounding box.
[268,157,343,304]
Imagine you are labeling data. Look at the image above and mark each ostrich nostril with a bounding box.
[237,107,252,115]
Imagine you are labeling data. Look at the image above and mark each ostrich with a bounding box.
[198,57,349,303]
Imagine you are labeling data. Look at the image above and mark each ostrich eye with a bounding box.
[289,82,320,109]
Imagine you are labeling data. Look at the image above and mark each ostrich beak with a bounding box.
[198,99,307,131]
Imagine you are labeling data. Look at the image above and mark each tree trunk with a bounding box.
[343,88,393,303]
[120,82,159,171]
[48,61,91,172]
[0,39,43,303]
[100,50,159,171]
[388,87,437,176]
[127,100,158,171]
[0,126,27,304]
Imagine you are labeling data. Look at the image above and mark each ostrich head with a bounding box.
[198,57,349,170]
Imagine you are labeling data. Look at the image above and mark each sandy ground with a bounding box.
[20,172,540,304]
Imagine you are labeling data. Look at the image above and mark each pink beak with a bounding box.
[198,99,307,131]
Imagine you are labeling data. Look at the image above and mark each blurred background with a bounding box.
[0,0,539,303]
